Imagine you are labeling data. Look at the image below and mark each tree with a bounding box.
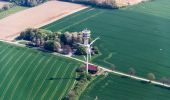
[72,32,78,43]
[160,77,168,84]
[76,67,85,73]
[128,67,136,76]
[92,46,99,54]
[44,40,61,52]
[77,32,83,43]
[67,90,76,100]
[6,0,47,7]
[19,28,36,40]
[75,46,86,55]
[62,45,72,54]
[147,73,156,82]
[64,32,72,44]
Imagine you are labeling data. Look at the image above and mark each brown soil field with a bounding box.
[0,0,87,41]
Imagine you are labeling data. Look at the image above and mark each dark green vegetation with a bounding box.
[0,41,81,100]
[65,68,92,100]
[3,0,47,7]
[18,28,98,55]
[42,0,170,80]
[0,5,27,19]
[80,74,170,100]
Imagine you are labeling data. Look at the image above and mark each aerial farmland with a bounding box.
[0,0,170,100]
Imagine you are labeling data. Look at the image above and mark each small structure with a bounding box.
[86,64,98,74]
[82,29,91,46]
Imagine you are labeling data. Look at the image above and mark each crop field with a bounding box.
[0,41,81,100]
[80,74,170,100]
[0,6,27,19]
[42,0,170,79]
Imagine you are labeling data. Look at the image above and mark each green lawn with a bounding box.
[0,6,27,19]
[0,41,81,100]
[42,0,170,79]
[80,74,170,100]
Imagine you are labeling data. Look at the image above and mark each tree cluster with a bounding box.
[18,28,99,56]
[61,0,120,9]
[127,67,170,85]
[2,0,47,7]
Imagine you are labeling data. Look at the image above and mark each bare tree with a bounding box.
[160,77,168,84]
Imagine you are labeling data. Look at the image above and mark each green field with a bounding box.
[80,74,170,100]
[42,0,170,79]
[0,6,27,19]
[0,41,81,100]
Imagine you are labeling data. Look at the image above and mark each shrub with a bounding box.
[4,0,47,7]
[44,40,61,52]
[147,73,156,81]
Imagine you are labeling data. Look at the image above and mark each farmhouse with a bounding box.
[87,64,98,74]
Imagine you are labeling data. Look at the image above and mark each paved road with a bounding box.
[1,39,170,88]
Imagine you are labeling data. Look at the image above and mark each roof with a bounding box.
[88,64,98,71]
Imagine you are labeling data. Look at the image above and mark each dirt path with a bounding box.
[0,0,87,41]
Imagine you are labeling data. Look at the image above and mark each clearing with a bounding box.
[0,41,81,99]
[0,0,87,41]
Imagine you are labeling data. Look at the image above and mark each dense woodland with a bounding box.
[2,0,47,6]
[18,28,99,55]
